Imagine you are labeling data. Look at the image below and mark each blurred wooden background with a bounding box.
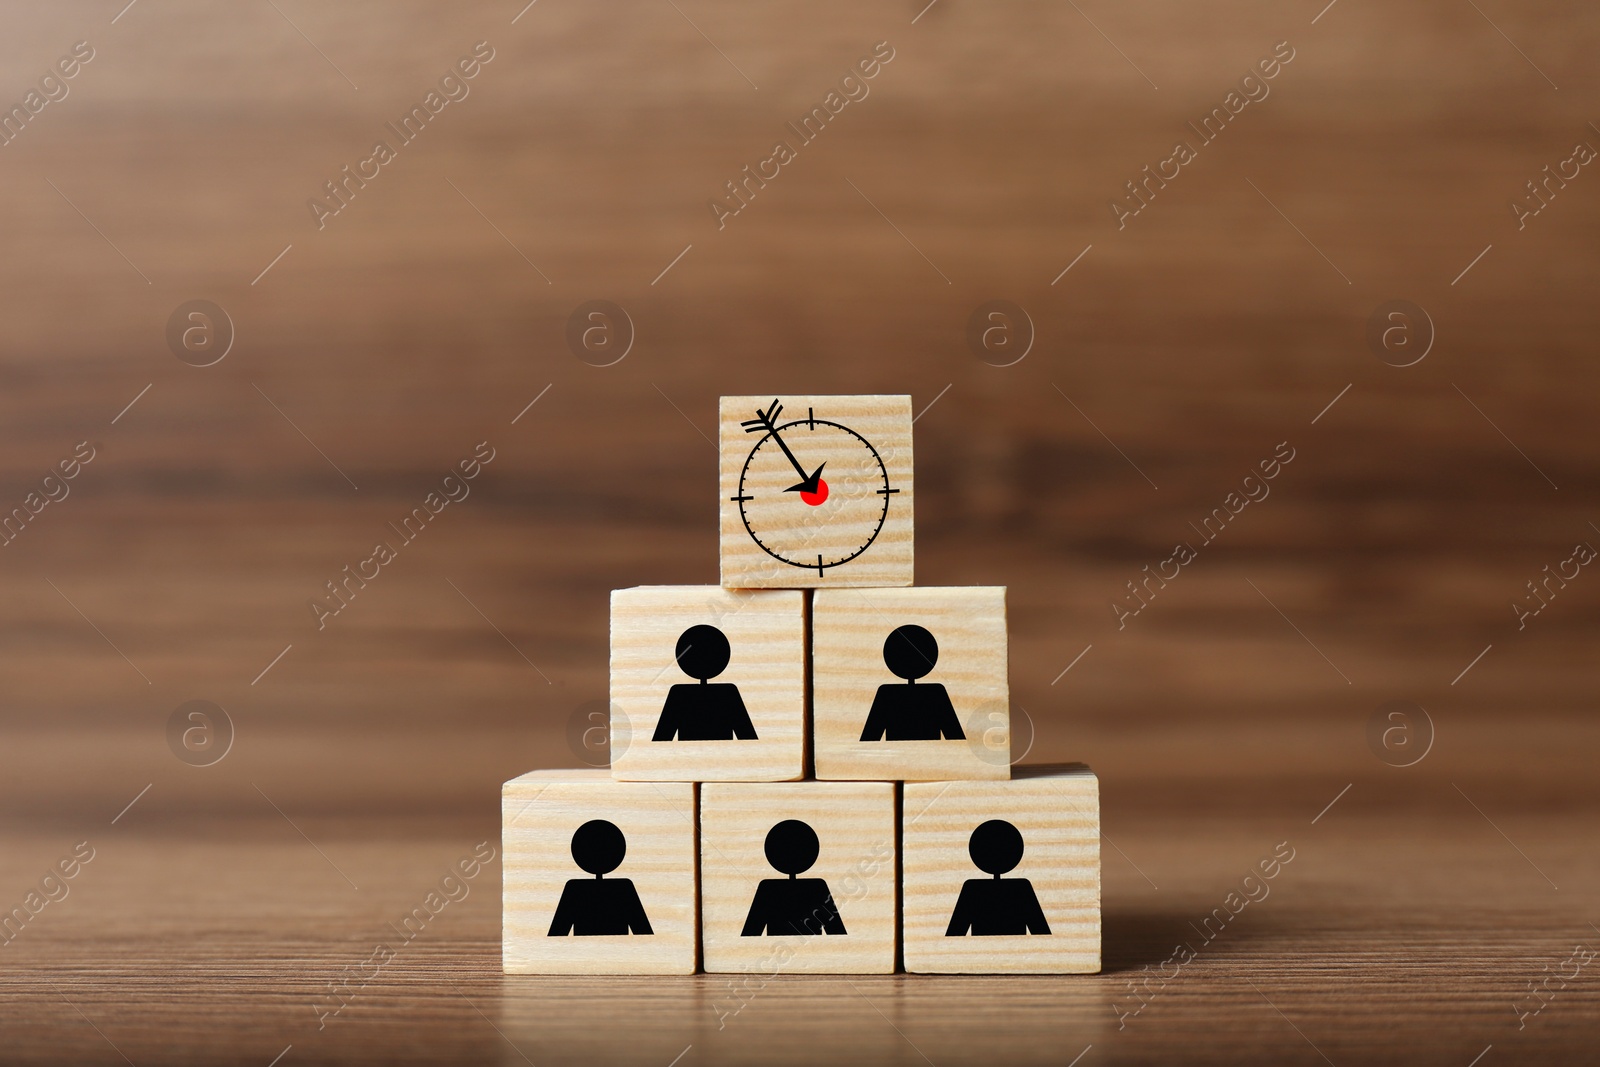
[1,0,1597,1062]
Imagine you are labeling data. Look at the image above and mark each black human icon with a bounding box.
[945,819,1051,936]
[652,624,758,741]
[740,819,847,936]
[547,819,653,936]
[858,624,965,742]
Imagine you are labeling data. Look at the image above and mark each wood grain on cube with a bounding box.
[813,586,1010,781]
[701,782,897,974]
[902,764,1099,974]
[719,395,913,589]
[609,586,806,782]
[503,769,697,974]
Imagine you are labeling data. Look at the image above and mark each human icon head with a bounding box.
[968,819,1025,878]
[570,819,627,877]
[882,624,938,681]
[763,819,821,878]
[676,624,732,682]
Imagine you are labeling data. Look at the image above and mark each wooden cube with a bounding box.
[902,765,1100,974]
[718,395,913,589]
[502,769,696,974]
[700,782,897,973]
[812,586,1010,781]
[609,586,806,782]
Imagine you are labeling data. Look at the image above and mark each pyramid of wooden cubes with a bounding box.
[503,395,1100,974]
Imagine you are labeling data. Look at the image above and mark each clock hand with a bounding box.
[741,400,826,494]
[783,461,825,496]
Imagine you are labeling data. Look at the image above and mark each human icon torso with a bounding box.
[944,878,1051,936]
[859,680,962,741]
[741,877,847,936]
[653,682,757,741]
[548,877,654,936]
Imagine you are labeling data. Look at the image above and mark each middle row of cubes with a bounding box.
[611,584,1012,782]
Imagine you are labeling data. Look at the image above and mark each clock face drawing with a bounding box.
[731,400,896,576]
[719,394,913,589]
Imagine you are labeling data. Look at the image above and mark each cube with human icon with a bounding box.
[609,586,806,782]
[502,770,697,974]
[901,765,1100,974]
[812,586,1011,780]
[699,781,897,973]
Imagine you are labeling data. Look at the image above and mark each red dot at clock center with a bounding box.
[801,479,829,506]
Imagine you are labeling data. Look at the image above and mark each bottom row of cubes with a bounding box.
[502,765,1100,974]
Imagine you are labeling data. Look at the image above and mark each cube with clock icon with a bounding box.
[718,395,914,589]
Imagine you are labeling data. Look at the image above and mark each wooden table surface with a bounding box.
[2,1,1597,1062]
